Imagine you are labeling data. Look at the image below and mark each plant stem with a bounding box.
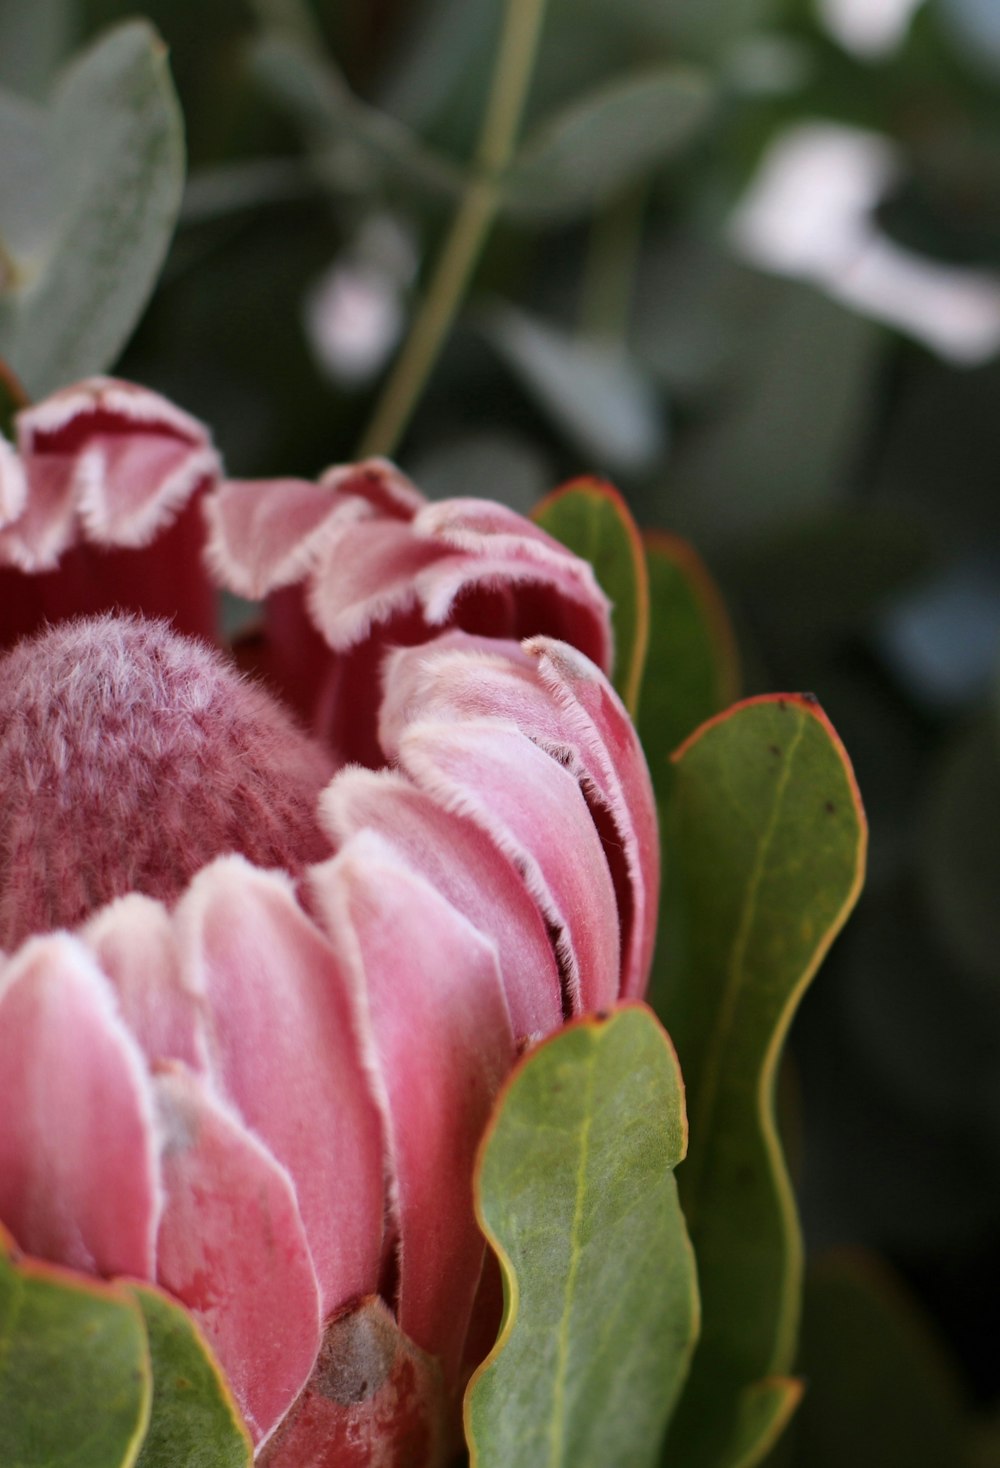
[357,0,548,460]
[578,180,648,343]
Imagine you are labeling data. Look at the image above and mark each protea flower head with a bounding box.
[0,378,658,1461]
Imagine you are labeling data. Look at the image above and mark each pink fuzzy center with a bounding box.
[0,615,336,947]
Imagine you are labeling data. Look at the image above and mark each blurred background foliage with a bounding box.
[1,0,999,1460]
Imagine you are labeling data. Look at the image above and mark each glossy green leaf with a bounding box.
[502,67,712,220]
[788,1254,974,1468]
[486,305,667,476]
[0,22,184,397]
[130,1284,252,1468]
[657,697,867,1468]
[466,1004,699,1468]
[533,477,649,715]
[0,1225,151,1468]
[639,530,739,785]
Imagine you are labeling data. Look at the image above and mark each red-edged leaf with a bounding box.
[533,477,649,716]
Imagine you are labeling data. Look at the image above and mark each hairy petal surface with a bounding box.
[0,616,334,947]
[0,377,219,571]
[177,856,385,1318]
[0,933,160,1278]
[379,632,657,1000]
[309,833,515,1389]
[154,1063,322,1446]
[0,435,27,527]
[320,768,563,1040]
[393,717,621,1016]
[528,636,659,997]
[83,893,206,1071]
[205,462,611,762]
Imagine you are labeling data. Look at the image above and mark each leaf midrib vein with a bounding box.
[685,713,807,1228]
[547,1058,595,1468]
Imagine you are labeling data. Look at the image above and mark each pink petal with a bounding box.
[308,832,515,1388]
[176,856,385,1317]
[203,466,609,666]
[0,933,160,1278]
[257,1295,449,1468]
[0,497,218,652]
[317,459,426,519]
[154,1063,322,1446]
[527,636,659,998]
[203,460,425,602]
[392,718,621,1016]
[0,455,78,571]
[321,767,563,1039]
[0,434,27,526]
[204,477,358,599]
[2,377,219,572]
[299,500,611,671]
[411,498,611,670]
[306,520,452,650]
[380,631,658,1000]
[83,893,206,1070]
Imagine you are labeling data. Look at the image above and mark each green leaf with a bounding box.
[571,0,781,56]
[486,305,666,475]
[639,530,739,785]
[129,1284,252,1468]
[723,1378,803,1468]
[533,477,649,716]
[502,67,712,221]
[657,697,867,1468]
[0,1224,151,1468]
[465,1004,699,1468]
[0,0,75,100]
[664,281,882,543]
[0,22,184,398]
[251,35,463,200]
[788,1254,974,1468]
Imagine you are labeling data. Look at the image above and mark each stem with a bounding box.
[357,0,548,460]
[578,180,648,343]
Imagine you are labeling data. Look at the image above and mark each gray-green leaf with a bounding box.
[466,1005,699,1468]
[502,67,712,221]
[484,304,666,475]
[0,21,184,397]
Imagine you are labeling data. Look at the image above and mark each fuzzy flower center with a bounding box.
[0,614,336,948]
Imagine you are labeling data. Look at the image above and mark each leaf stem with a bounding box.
[356,0,548,460]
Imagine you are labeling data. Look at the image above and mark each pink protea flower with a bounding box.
[0,378,659,1462]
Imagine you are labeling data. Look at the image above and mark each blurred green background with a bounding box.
[2,0,999,1459]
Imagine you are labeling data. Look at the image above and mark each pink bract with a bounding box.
[0,377,658,1462]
